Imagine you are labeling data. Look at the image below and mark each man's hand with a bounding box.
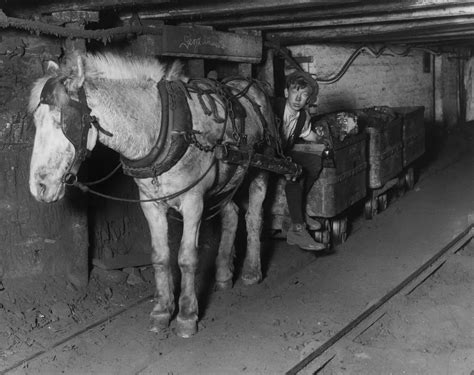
[284,173,298,182]
[303,130,319,143]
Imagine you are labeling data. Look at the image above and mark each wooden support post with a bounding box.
[50,11,98,54]
[187,59,205,78]
[433,54,459,130]
[238,63,252,78]
[257,48,275,96]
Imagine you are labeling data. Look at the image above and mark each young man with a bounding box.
[274,70,326,251]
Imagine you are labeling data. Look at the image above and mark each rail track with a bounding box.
[1,223,472,375]
[286,223,473,374]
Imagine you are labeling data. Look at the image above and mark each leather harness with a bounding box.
[39,75,300,198]
[120,80,193,178]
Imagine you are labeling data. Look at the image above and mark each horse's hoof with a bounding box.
[215,279,233,291]
[175,316,198,338]
[241,273,261,286]
[149,312,170,333]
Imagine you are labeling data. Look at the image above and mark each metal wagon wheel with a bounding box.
[331,216,348,244]
[364,196,378,220]
[377,193,388,211]
[396,176,406,197]
[314,219,331,245]
[405,167,415,190]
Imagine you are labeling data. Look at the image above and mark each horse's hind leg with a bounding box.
[176,195,203,338]
[140,201,174,333]
[215,200,239,290]
[242,171,269,285]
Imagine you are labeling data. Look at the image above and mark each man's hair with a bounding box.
[285,70,319,104]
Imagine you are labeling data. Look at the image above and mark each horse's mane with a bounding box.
[28,52,186,113]
[79,53,185,82]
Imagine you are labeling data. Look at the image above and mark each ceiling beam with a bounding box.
[6,0,172,15]
[348,28,474,44]
[350,34,474,45]
[272,26,474,45]
[120,0,360,21]
[146,0,474,26]
[267,16,474,44]
[231,4,474,31]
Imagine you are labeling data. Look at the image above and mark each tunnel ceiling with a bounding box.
[4,0,474,48]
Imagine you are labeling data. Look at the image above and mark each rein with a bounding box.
[44,75,275,213]
[67,157,217,204]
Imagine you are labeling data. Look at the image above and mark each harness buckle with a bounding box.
[63,172,78,186]
[214,143,228,160]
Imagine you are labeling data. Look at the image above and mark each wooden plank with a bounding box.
[231,4,474,31]
[256,48,275,95]
[50,11,99,24]
[18,0,171,15]
[238,63,252,78]
[92,253,152,270]
[120,0,359,21]
[345,29,474,44]
[268,16,474,44]
[133,25,262,63]
[327,23,474,44]
[187,59,205,77]
[125,0,474,25]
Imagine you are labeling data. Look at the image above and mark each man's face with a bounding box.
[285,84,312,111]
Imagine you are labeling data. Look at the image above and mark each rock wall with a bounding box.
[0,32,88,287]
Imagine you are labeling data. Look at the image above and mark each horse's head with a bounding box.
[29,55,98,202]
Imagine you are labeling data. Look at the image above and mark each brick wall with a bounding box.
[288,44,459,126]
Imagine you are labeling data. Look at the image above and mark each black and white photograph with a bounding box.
[0,1,473,374]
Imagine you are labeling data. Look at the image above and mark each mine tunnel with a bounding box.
[0,1,473,374]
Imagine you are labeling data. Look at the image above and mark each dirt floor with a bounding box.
[310,239,474,375]
[1,126,473,375]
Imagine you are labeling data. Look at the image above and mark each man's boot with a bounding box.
[287,223,326,251]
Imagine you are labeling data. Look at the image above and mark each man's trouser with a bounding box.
[285,150,323,225]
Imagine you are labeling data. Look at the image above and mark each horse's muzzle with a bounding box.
[31,177,64,203]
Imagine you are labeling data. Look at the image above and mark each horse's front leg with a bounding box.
[140,199,174,333]
[242,171,269,285]
[176,194,203,338]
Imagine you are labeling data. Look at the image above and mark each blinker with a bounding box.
[39,77,94,183]
[40,77,68,107]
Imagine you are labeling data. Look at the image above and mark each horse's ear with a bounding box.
[67,55,85,92]
[45,60,60,75]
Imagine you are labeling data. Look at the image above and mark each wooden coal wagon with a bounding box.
[267,112,367,246]
[358,106,425,219]
[394,106,426,190]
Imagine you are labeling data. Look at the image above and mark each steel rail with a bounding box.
[286,223,474,375]
[0,293,154,375]
[2,225,471,374]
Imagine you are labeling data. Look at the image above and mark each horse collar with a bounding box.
[120,79,193,179]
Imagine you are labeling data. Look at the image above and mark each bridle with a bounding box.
[33,76,266,215]
[35,76,220,206]
[37,76,112,185]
